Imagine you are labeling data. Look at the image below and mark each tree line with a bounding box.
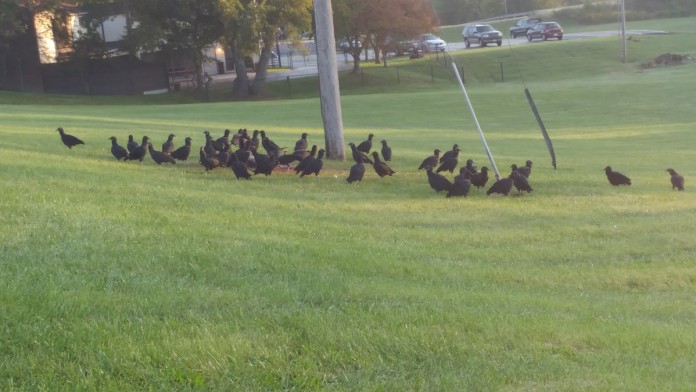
[0,0,438,98]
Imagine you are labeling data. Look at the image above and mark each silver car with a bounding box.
[419,34,448,52]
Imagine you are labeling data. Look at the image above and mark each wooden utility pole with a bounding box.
[313,0,345,160]
[620,0,627,63]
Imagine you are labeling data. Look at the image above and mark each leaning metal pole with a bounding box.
[450,62,500,180]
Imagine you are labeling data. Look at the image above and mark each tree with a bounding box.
[221,0,312,98]
[124,0,226,90]
[332,0,437,72]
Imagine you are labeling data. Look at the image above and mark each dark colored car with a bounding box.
[527,22,564,41]
[509,17,541,38]
[462,24,503,48]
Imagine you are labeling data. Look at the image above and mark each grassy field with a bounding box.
[1,18,695,391]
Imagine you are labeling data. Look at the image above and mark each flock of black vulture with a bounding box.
[57,127,686,195]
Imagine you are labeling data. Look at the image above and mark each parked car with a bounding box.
[419,34,447,52]
[462,24,503,48]
[337,38,362,53]
[509,17,541,38]
[527,22,564,41]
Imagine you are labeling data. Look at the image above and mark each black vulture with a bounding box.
[148,143,176,165]
[294,145,318,174]
[371,152,396,178]
[604,166,631,186]
[127,135,138,155]
[517,160,533,178]
[214,129,231,151]
[418,149,441,171]
[380,139,392,161]
[487,177,513,196]
[229,154,252,180]
[56,127,84,149]
[253,152,278,176]
[260,130,284,156]
[470,166,490,189]
[300,149,325,177]
[234,139,252,167]
[204,134,218,157]
[447,170,471,198]
[440,144,460,163]
[455,167,471,182]
[199,147,221,172]
[108,136,129,161]
[666,168,684,191]
[511,171,533,194]
[348,142,373,164]
[294,132,309,152]
[216,147,232,168]
[464,159,478,175]
[436,148,459,174]
[248,130,260,153]
[161,133,176,155]
[427,168,453,193]
[356,133,375,153]
[171,137,192,161]
[346,162,365,184]
[127,136,149,163]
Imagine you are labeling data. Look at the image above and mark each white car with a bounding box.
[419,34,447,52]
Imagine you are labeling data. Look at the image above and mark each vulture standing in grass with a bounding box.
[300,149,325,177]
[487,176,513,196]
[294,145,318,174]
[371,152,396,178]
[517,160,533,178]
[127,136,149,163]
[604,166,631,186]
[56,127,84,149]
[511,171,533,194]
[249,130,260,153]
[161,133,176,155]
[380,139,392,161]
[666,168,684,191]
[418,149,441,171]
[436,148,460,174]
[346,162,365,184]
[260,130,284,158]
[229,154,252,180]
[427,168,453,193]
[171,137,192,161]
[148,143,176,165]
[108,136,129,161]
[199,147,221,172]
[348,142,373,164]
[127,135,138,155]
[357,133,375,153]
[214,129,231,152]
[464,159,478,175]
[447,169,472,198]
[439,144,460,163]
[253,152,278,176]
[294,132,309,152]
[470,166,490,189]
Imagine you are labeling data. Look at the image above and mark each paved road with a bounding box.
[212,30,667,83]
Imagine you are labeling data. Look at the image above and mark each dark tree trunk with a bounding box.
[230,44,249,99]
[251,40,274,96]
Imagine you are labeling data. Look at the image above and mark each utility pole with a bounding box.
[313,0,345,160]
[620,0,627,63]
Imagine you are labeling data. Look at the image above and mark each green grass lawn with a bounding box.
[1,18,695,391]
